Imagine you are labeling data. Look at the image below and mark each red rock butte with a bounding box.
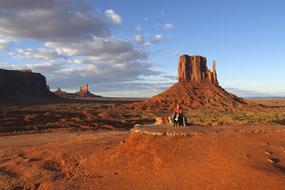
[78,84,89,97]
[178,55,218,84]
[131,54,248,111]
[53,84,101,98]
[77,84,100,98]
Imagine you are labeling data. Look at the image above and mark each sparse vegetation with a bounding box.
[0,99,285,133]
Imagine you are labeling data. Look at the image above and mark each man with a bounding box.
[172,104,187,126]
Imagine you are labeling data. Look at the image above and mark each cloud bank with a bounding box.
[0,0,166,95]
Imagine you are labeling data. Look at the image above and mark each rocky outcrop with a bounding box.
[54,84,101,99]
[54,88,68,97]
[0,69,59,103]
[76,84,101,98]
[178,55,218,84]
[129,54,248,110]
[212,60,218,84]
[78,84,89,97]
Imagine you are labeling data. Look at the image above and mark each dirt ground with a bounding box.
[0,98,285,189]
[0,130,129,190]
[0,125,284,190]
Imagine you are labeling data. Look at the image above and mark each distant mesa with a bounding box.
[0,69,59,103]
[131,54,248,110]
[54,84,101,99]
[77,84,99,98]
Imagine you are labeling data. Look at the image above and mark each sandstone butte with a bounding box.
[76,84,100,98]
[0,69,59,103]
[54,84,101,98]
[130,54,249,111]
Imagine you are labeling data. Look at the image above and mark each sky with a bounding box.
[0,0,285,97]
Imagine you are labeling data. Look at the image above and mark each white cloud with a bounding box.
[134,34,144,44]
[7,36,158,89]
[163,23,174,30]
[105,9,122,25]
[153,34,164,42]
[0,1,164,96]
[134,26,141,32]
[11,48,60,61]
[134,34,165,46]
[45,37,147,63]
[0,0,110,42]
[0,34,16,50]
[0,61,8,68]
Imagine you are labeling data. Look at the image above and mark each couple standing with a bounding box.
[172,104,187,126]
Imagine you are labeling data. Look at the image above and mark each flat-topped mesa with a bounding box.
[178,55,218,84]
[0,69,59,103]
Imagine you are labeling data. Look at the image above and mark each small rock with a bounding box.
[267,157,280,164]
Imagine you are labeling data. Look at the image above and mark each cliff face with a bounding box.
[0,69,58,103]
[178,55,218,84]
[0,69,47,89]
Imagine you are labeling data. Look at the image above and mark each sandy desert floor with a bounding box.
[0,125,284,190]
[1,98,285,134]
[0,98,284,189]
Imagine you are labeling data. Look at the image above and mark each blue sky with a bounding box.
[0,0,285,97]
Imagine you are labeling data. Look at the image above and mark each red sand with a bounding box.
[0,125,284,190]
